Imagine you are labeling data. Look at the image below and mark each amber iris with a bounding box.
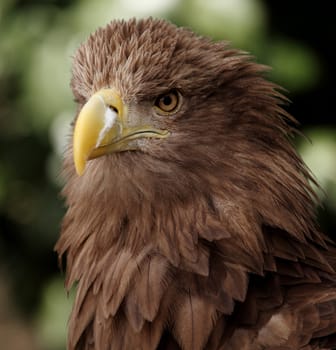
[154,90,180,114]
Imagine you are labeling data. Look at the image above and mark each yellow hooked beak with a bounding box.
[73,88,169,175]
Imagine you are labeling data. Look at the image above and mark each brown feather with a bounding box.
[126,255,171,323]
[55,18,336,349]
[172,292,218,350]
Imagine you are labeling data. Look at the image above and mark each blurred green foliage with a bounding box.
[0,1,335,349]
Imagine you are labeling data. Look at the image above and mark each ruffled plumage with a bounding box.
[55,18,336,349]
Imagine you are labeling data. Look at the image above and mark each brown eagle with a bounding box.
[55,18,336,349]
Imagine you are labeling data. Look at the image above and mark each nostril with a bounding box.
[109,105,118,114]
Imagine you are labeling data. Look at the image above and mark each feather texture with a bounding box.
[55,18,336,349]
[173,293,218,350]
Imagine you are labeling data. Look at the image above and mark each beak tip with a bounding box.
[74,157,86,176]
[76,168,85,176]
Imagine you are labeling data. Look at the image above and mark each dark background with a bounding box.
[267,2,335,126]
[0,1,335,349]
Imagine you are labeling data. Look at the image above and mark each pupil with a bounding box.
[163,95,172,105]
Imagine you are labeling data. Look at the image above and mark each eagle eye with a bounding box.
[154,90,181,115]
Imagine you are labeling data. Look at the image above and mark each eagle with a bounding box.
[55,18,336,349]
